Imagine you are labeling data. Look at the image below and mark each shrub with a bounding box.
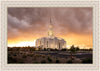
[56,59,59,63]
[33,57,37,60]
[70,45,76,53]
[34,62,39,63]
[8,47,13,51]
[82,58,92,63]
[36,54,41,57]
[41,60,46,63]
[72,58,74,60]
[8,53,11,57]
[66,60,72,63]
[13,54,17,56]
[47,57,52,62]
[54,48,58,51]
[29,54,33,57]
[61,48,67,51]
[22,55,27,58]
[17,59,24,63]
[44,48,47,51]
[42,56,45,58]
[8,56,17,63]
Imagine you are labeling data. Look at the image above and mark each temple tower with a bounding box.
[48,17,54,37]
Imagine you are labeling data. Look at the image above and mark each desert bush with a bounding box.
[22,55,27,58]
[8,47,13,51]
[12,53,17,56]
[34,62,39,63]
[8,53,11,57]
[8,56,17,63]
[61,48,67,51]
[66,60,72,63]
[56,59,59,63]
[35,54,41,57]
[72,58,74,60]
[41,60,46,63]
[42,56,45,58]
[82,58,92,63]
[47,57,52,62]
[44,48,47,51]
[30,47,36,51]
[13,54,17,56]
[17,59,24,63]
[33,57,37,60]
[54,48,58,51]
[28,54,33,57]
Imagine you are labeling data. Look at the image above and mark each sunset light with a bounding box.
[8,40,36,47]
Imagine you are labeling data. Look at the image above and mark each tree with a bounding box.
[75,46,80,52]
[89,48,93,51]
[69,45,76,61]
[70,45,76,53]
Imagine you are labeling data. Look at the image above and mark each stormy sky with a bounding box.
[7,7,93,48]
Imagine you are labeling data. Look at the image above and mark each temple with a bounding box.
[35,18,66,49]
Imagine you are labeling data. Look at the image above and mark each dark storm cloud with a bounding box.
[8,7,92,39]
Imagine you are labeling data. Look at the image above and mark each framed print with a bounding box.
[0,0,99,71]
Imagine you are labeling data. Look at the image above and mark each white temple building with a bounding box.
[36,18,66,50]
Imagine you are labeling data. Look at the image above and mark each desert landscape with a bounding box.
[8,46,92,64]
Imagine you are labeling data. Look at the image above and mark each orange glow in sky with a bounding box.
[8,33,92,49]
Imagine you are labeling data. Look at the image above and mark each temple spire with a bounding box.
[48,17,54,37]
